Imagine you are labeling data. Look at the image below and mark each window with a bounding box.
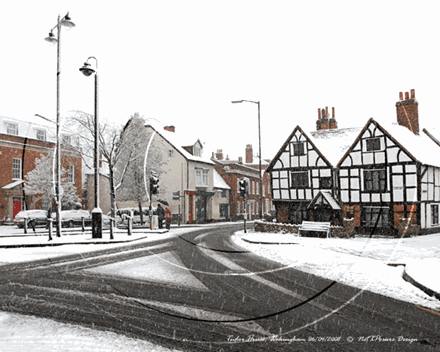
[366,137,381,152]
[292,141,305,156]
[237,179,240,193]
[432,205,439,225]
[196,169,209,187]
[219,204,228,218]
[67,165,74,183]
[221,189,227,198]
[6,123,18,135]
[12,158,22,179]
[319,177,332,189]
[169,150,174,157]
[364,169,386,191]
[193,144,202,157]
[291,171,309,188]
[364,207,390,227]
[263,184,266,196]
[36,129,46,141]
[237,201,240,213]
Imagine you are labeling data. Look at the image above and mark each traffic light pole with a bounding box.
[243,194,247,234]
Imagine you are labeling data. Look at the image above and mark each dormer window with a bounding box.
[194,144,202,157]
[36,129,47,141]
[366,137,381,152]
[6,122,18,136]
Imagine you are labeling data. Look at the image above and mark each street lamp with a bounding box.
[232,100,263,219]
[44,12,75,238]
[79,57,102,239]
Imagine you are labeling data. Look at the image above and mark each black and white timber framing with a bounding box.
[267,118,440,235]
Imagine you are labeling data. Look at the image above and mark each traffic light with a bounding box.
[239,178,248,198]
[150,174,159,194]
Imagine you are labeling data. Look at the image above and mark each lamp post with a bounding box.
[232,100,263,219]
[79,57,102,238]
[44,12,75,238]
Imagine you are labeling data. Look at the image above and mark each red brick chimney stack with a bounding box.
[238,156,243,163]
[396,89,419,135]
[317,106,337,130]
[245,144,253,163]
[215,149,224,160]
[164,126,175,133]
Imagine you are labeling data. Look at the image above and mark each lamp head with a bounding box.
[60,12,75,29]
[44,32,57,44]
[79,62,95,77]
[231,100,244,104]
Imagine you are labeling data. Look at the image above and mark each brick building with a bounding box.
[212,145,273,221]
[0,116,82,222]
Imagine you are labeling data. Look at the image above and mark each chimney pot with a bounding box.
[238,156,243,163]
[399,92,403,100]
[405,92,409,100]
[332,107,335,119]
[318,108,321,120]
[411,89,415,99]
[325,106,329,118]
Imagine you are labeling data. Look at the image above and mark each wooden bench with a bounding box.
[298,221,331,238]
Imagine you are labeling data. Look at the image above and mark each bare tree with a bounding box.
[64,111,125,238]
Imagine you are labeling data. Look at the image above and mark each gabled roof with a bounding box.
[337,118,440,168]
[308,191,341,210]
[145,124,213,165]
[267,125,354,172]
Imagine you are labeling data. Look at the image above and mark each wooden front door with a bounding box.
[13,198,22,219]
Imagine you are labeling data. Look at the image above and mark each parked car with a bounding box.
[52,210,92,228]
[14,210,48,228]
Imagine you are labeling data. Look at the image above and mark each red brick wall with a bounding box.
[0,133,82,219]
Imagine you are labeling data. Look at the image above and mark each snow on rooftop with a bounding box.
[213,169,230,189]
[309,127,363,165]
[377,120,440,168]
[146,123,213,165]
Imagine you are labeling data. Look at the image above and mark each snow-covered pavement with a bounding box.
[232,231,440,311]
[0,224,439,351]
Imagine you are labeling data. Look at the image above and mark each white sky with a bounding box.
[1,0,440,161]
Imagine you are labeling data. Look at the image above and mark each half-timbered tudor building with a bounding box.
[266,106,361,225]
[267,90,440,235]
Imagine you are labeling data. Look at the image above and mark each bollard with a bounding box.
[81,217,85,232]
[127,216,132,236]
[48,218,53,241]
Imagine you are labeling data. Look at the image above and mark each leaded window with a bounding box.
[364,169,386,191]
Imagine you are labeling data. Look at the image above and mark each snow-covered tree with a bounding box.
[24,151,81,210]
[115,114,168,223]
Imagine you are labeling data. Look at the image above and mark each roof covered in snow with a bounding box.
[213,169,230,189]
[309,127,364,166]
[146,123,213,165]
[374,120,440,168]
